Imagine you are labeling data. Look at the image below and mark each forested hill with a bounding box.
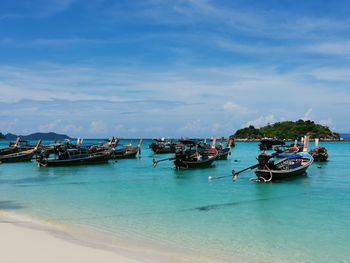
[234,120,340,140]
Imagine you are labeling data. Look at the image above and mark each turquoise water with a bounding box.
[1,139,349,262]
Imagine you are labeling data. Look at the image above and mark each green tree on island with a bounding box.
[233,120,339,140]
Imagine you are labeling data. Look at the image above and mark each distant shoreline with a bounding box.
[1,137,349,142]
[0,132,71,141]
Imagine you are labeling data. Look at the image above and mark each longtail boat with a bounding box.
[149,138,183,154]
[0,137,21,156]
[174,147,218,169]
[274,139,303,154]
[215,137,231,160]
[41,139,77,157]
[252,152,313,182]
[227,135,235,148]
[37,147,109,167]
[89,137,116,154]
[8,139,36,149]
[110,139,143,159]
[309,138,328,162]
[227,134,313,182]
[0,140,41,163]
[309,147,328,162]
[200,137,230,160]
[153,138,218,169]
[216,146,230,160]
[259,138,285,150]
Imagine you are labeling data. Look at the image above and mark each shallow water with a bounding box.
[0,139,349,262]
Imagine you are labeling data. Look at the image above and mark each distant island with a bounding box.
[0,132,71,141]
[340,133,350,139]
[233,120,340,140]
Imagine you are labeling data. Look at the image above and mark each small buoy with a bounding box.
[208,176,213,180]
[317,166,322,168]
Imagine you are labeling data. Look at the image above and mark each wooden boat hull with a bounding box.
[255,158,313,181]
[110,147,139,159]
[309,148,328,162]
[155,149,175,154]
[38,154,109,167]
[0,151,36,163]
[0,140,34,156]
[216,148,230,160]
[0,148,18,156]
[149,141,182,154]
[312,153,328,162]
[174,157,216,169]
[0,147,33,156]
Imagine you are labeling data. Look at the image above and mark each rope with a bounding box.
[38,161,47,167]
[264,164,273,182]
[251,164,273,183]
[176,161,189,170]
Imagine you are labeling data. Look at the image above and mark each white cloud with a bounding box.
[244,114,278,128]
[102,0,350,43]
[319,118,333,128]
[90,120,108,134]
[303,41,350,56]
[182,119,205,132]
[38,120,82,134]
[223,102,250,114]
[61,124,83,134]
[38,120,62,132]
[308,67,350,82]
[1,62,350,137]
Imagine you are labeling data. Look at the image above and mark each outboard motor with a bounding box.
[257,153,272,166]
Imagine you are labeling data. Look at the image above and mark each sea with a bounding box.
[0,139,349,263]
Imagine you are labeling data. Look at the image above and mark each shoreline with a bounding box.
[0,210,250,263]
[0,212,142,263]
[1,138,348,142]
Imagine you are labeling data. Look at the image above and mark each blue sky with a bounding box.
[1,0,350,138]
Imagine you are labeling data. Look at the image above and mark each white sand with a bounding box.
[0,212,232,263]
[1,217,143,263]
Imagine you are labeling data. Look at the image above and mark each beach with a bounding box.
[0,211,234,263]
[1,212,146,263]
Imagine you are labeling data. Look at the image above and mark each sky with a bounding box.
[0,0,350,138]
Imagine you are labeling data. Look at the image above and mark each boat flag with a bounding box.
[212,137,217,148]
[14,137,20,147]
[303,135,310,152]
